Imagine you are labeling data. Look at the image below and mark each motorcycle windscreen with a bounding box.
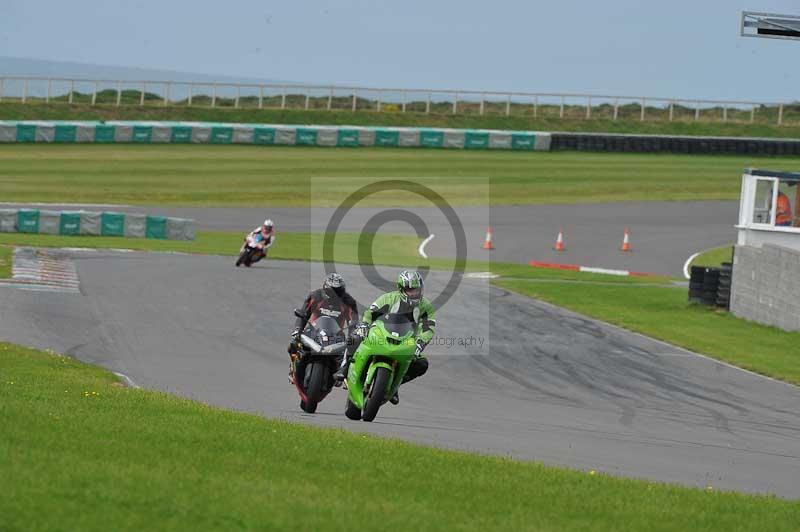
[309,316,345,344]
[380,313,415,338]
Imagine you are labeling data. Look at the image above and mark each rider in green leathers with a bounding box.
[334,270,436,404]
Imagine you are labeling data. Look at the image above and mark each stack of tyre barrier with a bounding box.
[716,262,732,310]
[687,265,732,309]
[688,266,707,303]
[702,268,721,305]
[550,132,800,156]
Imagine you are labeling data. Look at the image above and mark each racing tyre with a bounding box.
[303,361,327,414]
[362,367,391,422]
[236,250,248,267]
[345,398,362,420]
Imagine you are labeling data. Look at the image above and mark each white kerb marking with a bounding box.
[418,234,435,259]
[113,372,140,389]
[683,252,701,280]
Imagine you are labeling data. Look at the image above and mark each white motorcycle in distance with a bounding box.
[235,231,271,267]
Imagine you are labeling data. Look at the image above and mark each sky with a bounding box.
[1,0,799,101]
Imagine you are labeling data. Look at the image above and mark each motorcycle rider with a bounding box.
[288,273,359,383]
[238,219,276,266]
[333,270,435,405]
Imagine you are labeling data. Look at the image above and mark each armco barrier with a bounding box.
[0,209,194,241]
[550,132,800,155]
[0,121,551,151]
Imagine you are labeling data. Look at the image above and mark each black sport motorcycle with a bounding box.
[289,310,348,413]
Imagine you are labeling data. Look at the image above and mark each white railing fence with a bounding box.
[0,76,796,125]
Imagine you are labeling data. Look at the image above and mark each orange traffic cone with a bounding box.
[620,228,631,252]
[554,229,565,252]
[483,226,495,250]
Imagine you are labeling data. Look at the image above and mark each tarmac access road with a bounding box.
[0,201,739,276]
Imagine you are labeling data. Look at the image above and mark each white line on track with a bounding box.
[682,251,701,280]
[418,234,435,259]
[60,247,136,253]
[580,266,630,277]
[464,272,500,279]
[113,372,140,389]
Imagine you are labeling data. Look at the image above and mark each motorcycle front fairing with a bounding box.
[292,316,347,402]
[346,314,416,409]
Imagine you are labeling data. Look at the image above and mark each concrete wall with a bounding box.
[731,244,800,331]
[737,227,800,252]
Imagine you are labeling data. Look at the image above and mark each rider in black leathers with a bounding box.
[288,273,358,381]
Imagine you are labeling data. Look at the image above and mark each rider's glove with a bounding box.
[290,328,301,341]
[414,340,426,358]
[354,323,370,339]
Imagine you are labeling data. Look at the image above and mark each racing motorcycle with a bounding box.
[344,313,416,422]
[236,232,268,267]
[289,309,348,413]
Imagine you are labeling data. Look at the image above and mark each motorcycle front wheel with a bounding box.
[303,361,327,414]
[362,367,391,422]
[345,397,361,420]
[235,249,249,267]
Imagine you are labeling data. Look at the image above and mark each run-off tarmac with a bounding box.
[0,249,798,498]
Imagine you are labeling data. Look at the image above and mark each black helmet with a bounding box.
[323,272,345,297]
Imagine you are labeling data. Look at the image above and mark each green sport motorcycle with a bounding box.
[344,313,416,422]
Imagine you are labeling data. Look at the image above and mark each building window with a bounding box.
[777,179,800,228]
[752,178,775,225]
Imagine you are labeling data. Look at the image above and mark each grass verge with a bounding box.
[690,245,735,268]
[2,342,798,532]
[0,231,674,285]
[494,279,800,384]
[3,102,800,138]
[2,144,798,206]
[0,245,11,278]
[0,231,420,267]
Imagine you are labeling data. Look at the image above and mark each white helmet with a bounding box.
[263,219,274,229]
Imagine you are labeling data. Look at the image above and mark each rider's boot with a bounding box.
[333,358,350,386]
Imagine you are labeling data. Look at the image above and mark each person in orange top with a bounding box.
[795,191,800,227]
[776,191,793,226]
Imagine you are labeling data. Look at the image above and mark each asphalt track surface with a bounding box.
[2,201,739,276]
[1,249,798,498]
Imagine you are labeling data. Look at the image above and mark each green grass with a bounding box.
[4,102,800,137]
[2,144,798,207]
[494,279,800,384]
[690,245,735,268]
[2,343,798,532]
[0,245,11,278]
